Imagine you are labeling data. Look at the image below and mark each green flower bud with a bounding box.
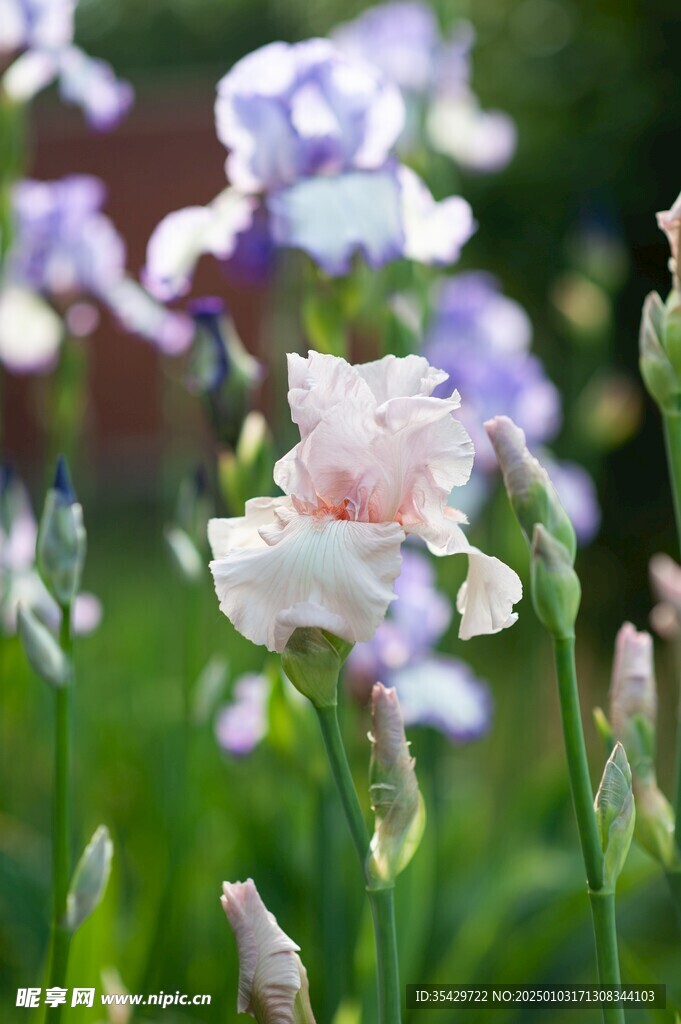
[594,742,635,891]
[639,291,681,413]
[663,291,681,377]
[608,622,657,776]
[37,457,86,608]
[281,628,352,709]
[633,776,677,869]
[530,525,581,640]
[17,604,72,687]
[66,825,113,931]
[484,416,576,561]
[367,683,426,888]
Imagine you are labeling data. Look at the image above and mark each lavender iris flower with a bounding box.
[0,0,132,130]
[0,176,192,373]
[425,273,561,473]
[425,272,600,543]
[347,546,492,743]
[330,3,516,174]
[145,38,475,295]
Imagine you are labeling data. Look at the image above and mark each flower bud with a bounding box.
[594,742,635,891]
[657,190,681,288]
[367,683,426,888]
[176,465,213,548]
[639,291,681,412]
[221,878,316,1024]
[608,623,657,775]
[484,416,576,561]
[37,456,86,608]
[633,776,676,869]
[17,604,72,687]
[66,825,114,931]
[281,628,352,709]
[649,552,681,615]
[219,412,274,514]
[188,298,263,447]
[530,525,581,640]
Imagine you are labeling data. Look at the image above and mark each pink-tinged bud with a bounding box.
[609,623,657,774]
[368,683,425,887]
[657,190,681,285]
[649,602,681,641]
[484,416,576,561]
[633,776,676,869]
[649,553,681,613]
[221,879,316,1024]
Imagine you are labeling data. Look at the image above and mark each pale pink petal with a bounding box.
[408,509,522,639]
[221,879,315,1023]
[285,350,375,440]
[210,507,404,652]
[356,353,448,403]
[208,497,292,558]
[144,190,256,300]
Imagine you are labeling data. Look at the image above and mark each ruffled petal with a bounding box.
[392,655,492,741]
[208,497,292,558]
[210,506,404,652]
[407,509,522,639]
[0,285,63,374]
[268,169,404,276]
[398,165,476,265]
[144,189,256,300]
[356,353,449,403]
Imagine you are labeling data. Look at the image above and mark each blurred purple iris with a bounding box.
[425,273,560,473]
[331,3,516,174]
[0,176,191,373]
[347,546,492,742]
[1,0,132,130]
[145,37,475,294]
[424,272,600,543]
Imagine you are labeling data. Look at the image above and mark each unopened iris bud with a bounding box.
[221,878,316,1024]
[608,622,657,775]
[649,553,681,620]
[530,525,581,640]
[37,456,86,608]
[281,628,353,709]
[484,416,576,561]
[368,683,426,888]
[188,298,263,447]
[657,190,681,290]
[219,412,274,514]
[594,742,635,891]
[176,465,213,547]
[164,525,203,583]
[639,291,681,412]
[66,825,114,931]
[633,776,676,869]
[17,604,72,687]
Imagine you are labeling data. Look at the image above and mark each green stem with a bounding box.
[553,638,604,893]
[589,891,624,1024]
[552,639,626,1022]
[662,413,681,853]
[315,704,401,1024]
[665,870,681,932]
[43,606,74,1024]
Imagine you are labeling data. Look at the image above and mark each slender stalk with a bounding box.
[665,870,681,932]
[552,638,626,1020]
[589,891,625,1024]
[315,704,402,1024]
[553,638,604,893]
[662,412,681,853]
[43,605,74,1023]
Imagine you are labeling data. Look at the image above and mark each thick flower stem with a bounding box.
[662,412,681,853]
[553,638,625,1021]
[43,606,74,1024]
[589,891,625,1024]
[315,704,402,1024]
